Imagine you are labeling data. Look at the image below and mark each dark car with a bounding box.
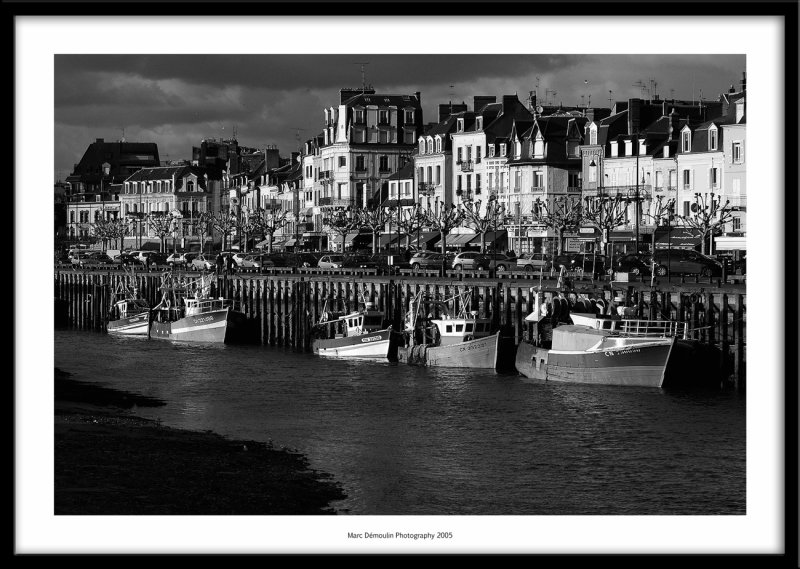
[474,252,517,272]
[343,254,378,269]
[143,252,169,268]
[112,251,138,265]
[71,250,113,268]
[571,253,607,277]
[370,253,411,273]
[651,249,722,277]
[615,253,653,275]
[551,254,575,272]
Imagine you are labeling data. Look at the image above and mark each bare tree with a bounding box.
[677,192,734,255]
[642,195,677,252]
[531,195,583,255]
[396,204,424,250]
[251,207,290,254]
[460,197,504,253]
[582,194,629,255]
[211,211,238,251]
[421,203,465,256]
[146,212,179,253]
[323,208,359,252]
[195,211,213,255]
[356,207,393,254]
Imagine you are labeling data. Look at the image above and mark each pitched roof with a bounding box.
[342,92,422,109]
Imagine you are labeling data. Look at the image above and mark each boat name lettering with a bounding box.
[604,348,642,357]
[194,316,215,324]
[459,341,486,352]
[360,335,383,343]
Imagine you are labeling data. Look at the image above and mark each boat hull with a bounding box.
[107,313,150,336]
[399,332,500,369]
[516,339,674,388]
[312,328,394,359]
[149,308,246,343]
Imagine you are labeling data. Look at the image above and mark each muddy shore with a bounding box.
[54,368,347,515]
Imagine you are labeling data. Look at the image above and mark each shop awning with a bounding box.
[378,233,401,247]
[653,226,704,250]
[409,231,440,247]
[713,236,746,251]
[470,230,507,246]
[433,232,477,249]
[284,238,297,247]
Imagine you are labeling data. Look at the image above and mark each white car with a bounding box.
[451,251,481,270]
[191,254,215,271]
[317,254,344,269]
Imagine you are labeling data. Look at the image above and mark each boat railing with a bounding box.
[612,319,688,339]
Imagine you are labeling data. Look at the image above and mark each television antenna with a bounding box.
[353,62,370,92]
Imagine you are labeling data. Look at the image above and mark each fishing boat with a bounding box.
[311,287,395,359]
[106,266,150,336]
[149,271,247,343]
[515,291,676,387]
[398,289,502,369]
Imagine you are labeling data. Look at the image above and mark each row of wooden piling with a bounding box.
[54,268,746,387]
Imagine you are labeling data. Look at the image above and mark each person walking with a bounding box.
[225,252,237,276]
[215,253,224,276]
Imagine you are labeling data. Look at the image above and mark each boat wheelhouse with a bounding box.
[312,292,395,359]
[106,266,150,336]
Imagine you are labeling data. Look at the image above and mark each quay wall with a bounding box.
[53,266,746,387]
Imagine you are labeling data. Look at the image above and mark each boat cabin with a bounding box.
[185,297,231,316]
[431,311,492,346]
[333,310,385,338]
[114,298,149,318]
[570,313,687,339]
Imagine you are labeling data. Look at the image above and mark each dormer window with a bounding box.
[419,140,425,154]
[427,138,434,153]
[500,143,506,157]
[639,140,646,155]
[488,145,495,157]
[404,109,414,124]
[708,127,718,150]
[476,117,483,130]
[610,141,619,158]
[457,118,464,132]
[533,138,544,158]
[378,110,389,125]
[624,140,633,156]
[589,125,598,145]
[681,130,691,153]
[354,109,365,124]
[435,137,442,153]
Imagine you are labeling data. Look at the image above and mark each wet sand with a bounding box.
[54,368,346,515]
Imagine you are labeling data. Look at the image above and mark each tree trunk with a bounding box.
[480,231,487,253]
[440,230,447,255]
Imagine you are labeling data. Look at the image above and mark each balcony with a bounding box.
[728,196,747,211]
[654,185,678,192]
[601,185,652,199]
[460,160,474,172]
[530,186,545,193]
[418,182,437,194]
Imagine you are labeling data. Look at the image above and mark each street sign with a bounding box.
[579,227,595,234]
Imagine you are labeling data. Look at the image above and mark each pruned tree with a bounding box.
[582,194,630,255]
[460,197,504,253]
[323,208,359,252]
[356,207,393,254]
[396,204,425,250]
[677,192,734,255]
[251,207,290,254]
[210,211,238,251]
[642,195,677,252]
[531,195,584,255]
[421,203,465,255]
[146,212,180,253]
[195,211,213,255]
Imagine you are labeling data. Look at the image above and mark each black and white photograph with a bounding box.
[15,8,793,557]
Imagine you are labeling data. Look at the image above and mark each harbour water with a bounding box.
[54,329,745,516]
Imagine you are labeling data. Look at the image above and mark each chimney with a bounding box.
[628,98,642,134]
[501,95,519,114]
[96,138,104,144]
[473,96,496,113]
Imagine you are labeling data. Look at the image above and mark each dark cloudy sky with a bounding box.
[54,54,745,181]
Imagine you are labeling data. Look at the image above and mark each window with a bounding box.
[733,217,741,231]
[379,130,388,144]
[379,155,389,172]
[683,170,691,189]
[187,180,194,192]
[435,165,441,185]
[500,144,506,156]
[589,127,597,145]
[404,110,414,124]
[427,166,432,182]
[457,147,463,163]
[404,182,411,196]
[476,146,482,163]
[709,128,718,150]
[655,171,663,189]
[356,156,366,171]
[732,141,743,163]
[378,110,389,124]
[355,109,364,124]
[465,323,474,332]
[70,211,75,223]
[476,117,483,130]
[457,176,462,192]
[624,140,633,156]
[488,145,495,157]
[534,172,544,190]
[419,140,425,154]
[710,167,718,188]
[533,139,544,157]
[435,137,442,153]
[610,142,618,157]
[589,165,597,182]
[514,171,522,192]
[475,174,481,193]
[514,141,521,158]
[446,325,453,333]
[466,175,471,192]
[455,324,463,332]
[488,172,494,189]
[682,131,691,152]
[457,119,464,132]
[338,156,346,168]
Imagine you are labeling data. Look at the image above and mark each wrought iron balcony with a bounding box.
[418,182,437,194]
[530,186,544,193]
[460,160,474,172]
[318,197,353,207]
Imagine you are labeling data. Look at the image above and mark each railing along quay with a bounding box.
[54,265,746,388]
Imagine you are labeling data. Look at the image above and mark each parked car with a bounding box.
[270,252,320,268]
[614,253,653,275]
[166,252,196,267]
[551,254,575,272]
[70,250,112,268]
[570,253,607,277]
[370,253,411,273]
[318,254,345,269]
[409,251,452,270]
[191,254,215,271]
[232,252,249,266]
[451,251,482,270]
[142,252,168,268]
[111,251,138,265]
[343,254,378,269]
[474,252,517,272]
[651,249,722,277]
[240,254,276,270]
[514,252,551,272]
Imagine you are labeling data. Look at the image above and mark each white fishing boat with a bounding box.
[312,288,395,359]
[149,271,247,343]
[398,289,501,369]
[515,291,676,387]
[106,266,150,336]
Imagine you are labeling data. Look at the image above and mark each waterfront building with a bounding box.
[120,165,224,249]
[414,111,460,215]
[315,87,423,249]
